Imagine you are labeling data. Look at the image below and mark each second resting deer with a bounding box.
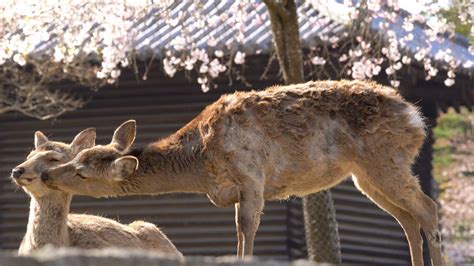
[42,80,443,266]
[11,129,182,258]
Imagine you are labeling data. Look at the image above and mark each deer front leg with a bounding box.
[235,202,244,258]
[239,184,265,256]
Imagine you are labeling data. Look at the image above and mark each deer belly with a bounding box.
[265,164,351,200]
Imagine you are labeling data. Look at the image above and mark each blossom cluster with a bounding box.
[0,0,472,95]
[157,1,252,91]
[333,1,473,87]
[0,1,154,84]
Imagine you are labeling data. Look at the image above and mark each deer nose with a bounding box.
[40,172,49,182]
[11,167,25,179]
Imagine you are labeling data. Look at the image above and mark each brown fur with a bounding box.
[43,80,442,265]
[12,130,182,259]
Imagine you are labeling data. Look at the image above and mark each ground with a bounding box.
[432,109,474,265]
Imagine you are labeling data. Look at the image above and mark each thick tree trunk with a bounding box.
[263,0,341,263]
[303,191,341,263]
[263,0,304,84]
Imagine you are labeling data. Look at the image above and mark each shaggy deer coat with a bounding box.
[43,80,443,266]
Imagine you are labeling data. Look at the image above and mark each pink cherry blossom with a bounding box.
[444,78,455,87]
[311,56,326,65]
[234,51,245,65]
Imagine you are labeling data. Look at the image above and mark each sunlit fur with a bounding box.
[44,80,443,265]
[12,130,182,258]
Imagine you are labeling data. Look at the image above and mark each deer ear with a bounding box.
[34,131,49,149]
[70,128,96,154]
[110,120,136,153]
[112,156,138,181]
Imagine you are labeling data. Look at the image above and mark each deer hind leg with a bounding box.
[352,176,423,266]
[235,202,244,258]
[238,182,264,257]
[355,165,444,266]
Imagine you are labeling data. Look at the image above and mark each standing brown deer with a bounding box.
[42,80,443,266]
[11,129,182,258]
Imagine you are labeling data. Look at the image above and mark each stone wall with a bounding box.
[0,247,323,266]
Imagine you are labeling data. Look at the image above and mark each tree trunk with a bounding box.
[263,0,304,84]
[263,0,341,263]
[303,191,341,263]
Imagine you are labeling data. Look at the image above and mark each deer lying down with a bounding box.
[11,129,182,258]
[42,80,443,266]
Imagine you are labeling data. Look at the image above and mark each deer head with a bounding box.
[11,128,96,198]
[41,120,139,197]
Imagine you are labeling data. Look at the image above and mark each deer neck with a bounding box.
[118,132,210,196]
[20,191,71,254]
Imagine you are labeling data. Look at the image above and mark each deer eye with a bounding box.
[76,173,87,180]
[49,158,60,162]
